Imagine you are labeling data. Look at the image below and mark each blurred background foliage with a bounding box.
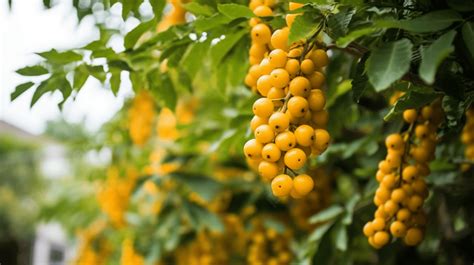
[3,0,474,264]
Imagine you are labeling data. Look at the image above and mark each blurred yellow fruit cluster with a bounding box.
[121,238,144,265]
[461,107,474,171]
[128,91,155,146]
[74,221,110,265]
[97,166,139,228]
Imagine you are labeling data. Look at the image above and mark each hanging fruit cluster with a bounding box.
[244,2,331,198]
[363,100,444,248]
[247,219,293,265]
[128,91,155,146]
[97,166,139,228]
[461,106,474,171]
[74,221,110,265]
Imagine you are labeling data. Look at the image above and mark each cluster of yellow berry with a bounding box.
[74,221,110,265]
[247,219,292,265]
[244,2,330,198]
[290,167,332,231]
[364,100,444,248]
[97,166,139,228]
[121,238,144,265]
[461,106,474,171]
[175,230,229,265]
[128,91,155,146]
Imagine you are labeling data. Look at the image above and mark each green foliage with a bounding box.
[8,0,474,264]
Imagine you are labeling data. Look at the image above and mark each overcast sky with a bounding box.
[0,0,134,135]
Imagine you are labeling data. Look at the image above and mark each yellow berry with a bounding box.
[258,161,280,181]
[403,109,417,123]
[289,76,311,97]
[261,143,282,162]
[285,59,300,78]
[404,228,423,246]
[313,129,330,152]
[256,75,272,96]
[284,148,307,170]
[309,49,329,68]
[270,27,290,51]
[253,5,272,17]
[253,98,274,118]
[373,231,390,247]
[244,139,263,159]
[294,125,315,147]
[390,221,407,238]
[271,174,293,197]
[363,222,375,237]
[270,68,290,89]
[308,89,325,111]
[251,23,272,45]
[268,112,290,133]
[287,96,309,118]
[254,124,275,144]
[275,131,296,151]
[308,71,325,89]
[250,115,268,132]
[385,133,404,151]
[269,49,288,68]
[292,174,314,196]
[300,59,315,75]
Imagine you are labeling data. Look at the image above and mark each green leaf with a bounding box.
[86,65,106,83]
[384,90,438,121]
[326,79,352,107]
[419,30,457,84]
[448,0,474,12]
[462,22,474,58]
[194,14,232,32]
[308,221,334,242]
[149,0,166,19]
[183,2,214,16]
[351,53,369,103]
[309,205,344,224]
[173,172,222,202]
[148,71,177,110]
[342,193,360,225]
[217,3,254,19]
[11,82,34,101]
[110,70,121,96]
[288,12,322,44]
[180,41,210,79]
[31,79,55,107]
[210,29,247,66]
[327,7,355,39]
[37,49,82,65]
[375,10,462,33]
[336,27,378,48]
[57,77,72,109]
[124,19,156,50]
[16,65,49,76]
[334,223,348,251]
[73,64,89,91]
[367,39,413,92]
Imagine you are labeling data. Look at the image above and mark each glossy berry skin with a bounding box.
[308,89,325,111]
[403,109,417,123]
[270,68,290,89]
[284,148,307,170]
[308,71,325,89]
[253,5,272,17]
[251,24,271,45]
[385,133,404,151]
[250,116,268,132]
[255,124,275,144]
[287,96,309,118]
[253,98,274,118]
[244,139,263,159]
[292,174,314,196]
[404,228,423,246]
[261,143,281,162]
[294,125,315,147]
[363,222,375,237]
[268,112,290,133]
[258,161,279,181]
[300,59,315,75]
[270,27,289,51]
[373,231,390,247]
[313,129,330,152]
[285,59,300,77]
[390,221,407,238]
[289,76,311,97]
[256,75,272,96]
[269,49,288,68]
[271,174,293,197]
[309,49,329,68]
[275,131,296,151]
